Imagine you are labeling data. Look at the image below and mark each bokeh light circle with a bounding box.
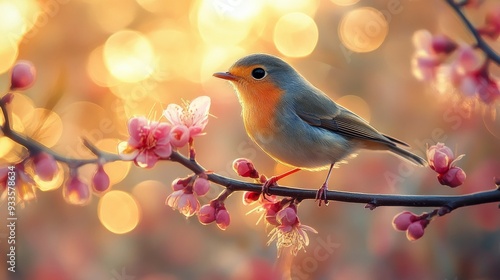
[98,190,140,234]
[274,12,318,58]
[336,95,371,122]
[0,39,18,74]
[104,30,155,83]
[330,0,360,6]
[338,7,388,53]
[196,0,263,46]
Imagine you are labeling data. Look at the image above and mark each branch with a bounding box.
[169,151,500,213]
[445,0,500,64]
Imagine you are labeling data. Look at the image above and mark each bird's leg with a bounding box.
[262,168,301,198]
[316,163,334,206]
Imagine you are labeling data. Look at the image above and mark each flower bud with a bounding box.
[483,7,500,39]
[232,158,259,178]
[242,191,260,205]
[427,143,454,174]
[431,34,457,54]
[437,166,466,188]
[63,176,91,206]
[392,211,418,231]
[169,125,190,147]
[10,61,36,90]
[92,164,110,193]
[198,204,216,224]
[216,208,230,230]
[193,177,210,196]
[171,177,190,191]
[33,152,58,181]
[406,220,427,241]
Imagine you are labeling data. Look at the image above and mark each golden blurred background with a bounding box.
[0,0,499,279]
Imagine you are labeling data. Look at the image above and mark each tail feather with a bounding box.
[387,145,427,166]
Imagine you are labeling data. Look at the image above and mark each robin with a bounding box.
[214,53,426,205]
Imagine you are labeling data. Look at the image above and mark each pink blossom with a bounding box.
[193,177,210,196]
[437,166,466,188]
[232,158,259,178]
[392,211,418,231]
[10,61,36,90]
[276,206,298,229]
[446,45,484,97]
[163,96,211,138]
[411,30,455,81]
[427,143,454,174]
[118,116,172,168]
[0,166,37,203]
[17,167,37,202]
[268,205,318,256]
[63,175,91,206]
[215,208,231,230]
[92,164,110,193]
[478,6,500,40]
[33,152,58,181]
[198,204,216,224]
[165,190,200,217]
[264,201,283,226]
[169,125,190,147]
[427,143,466,187]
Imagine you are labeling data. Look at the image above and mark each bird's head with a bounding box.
[213,53,303,106]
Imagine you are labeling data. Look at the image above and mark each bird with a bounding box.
[213,53,426,205]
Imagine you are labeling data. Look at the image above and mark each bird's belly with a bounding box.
[250,125,355,171]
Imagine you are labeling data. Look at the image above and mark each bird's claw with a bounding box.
[315,183,329,206]
[261,176,278,201]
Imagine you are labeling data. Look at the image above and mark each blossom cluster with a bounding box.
[118,96,210,168]
[392,211,430,241]
[427,143,466,188]
[411,5,500,105]
[235,159,317,256]
[391,143,467,241]
[0,62,110,205]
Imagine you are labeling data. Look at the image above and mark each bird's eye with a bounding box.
[251,68,267,80]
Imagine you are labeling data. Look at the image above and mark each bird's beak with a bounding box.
[213,72,238,81]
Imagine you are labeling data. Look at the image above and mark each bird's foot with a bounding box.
[261,176,279,200]
[260,168,301,200]
[315,183,329,206]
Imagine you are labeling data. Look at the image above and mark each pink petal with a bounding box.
[163,104,184,126]
[457,45,483,72]
[135,150,159,168]
[190,96,211,127]
[170,125,190,147]
[128,117,148,142]
[154,144,172,158]
[117,142,139,160]
[412,30,433,55]
[153,122,172,145]
[166,190,182,208]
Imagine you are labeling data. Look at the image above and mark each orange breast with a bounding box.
[239,80,284,138]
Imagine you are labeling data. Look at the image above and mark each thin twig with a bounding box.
[445,0,500,64]
[169,151,500,212]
